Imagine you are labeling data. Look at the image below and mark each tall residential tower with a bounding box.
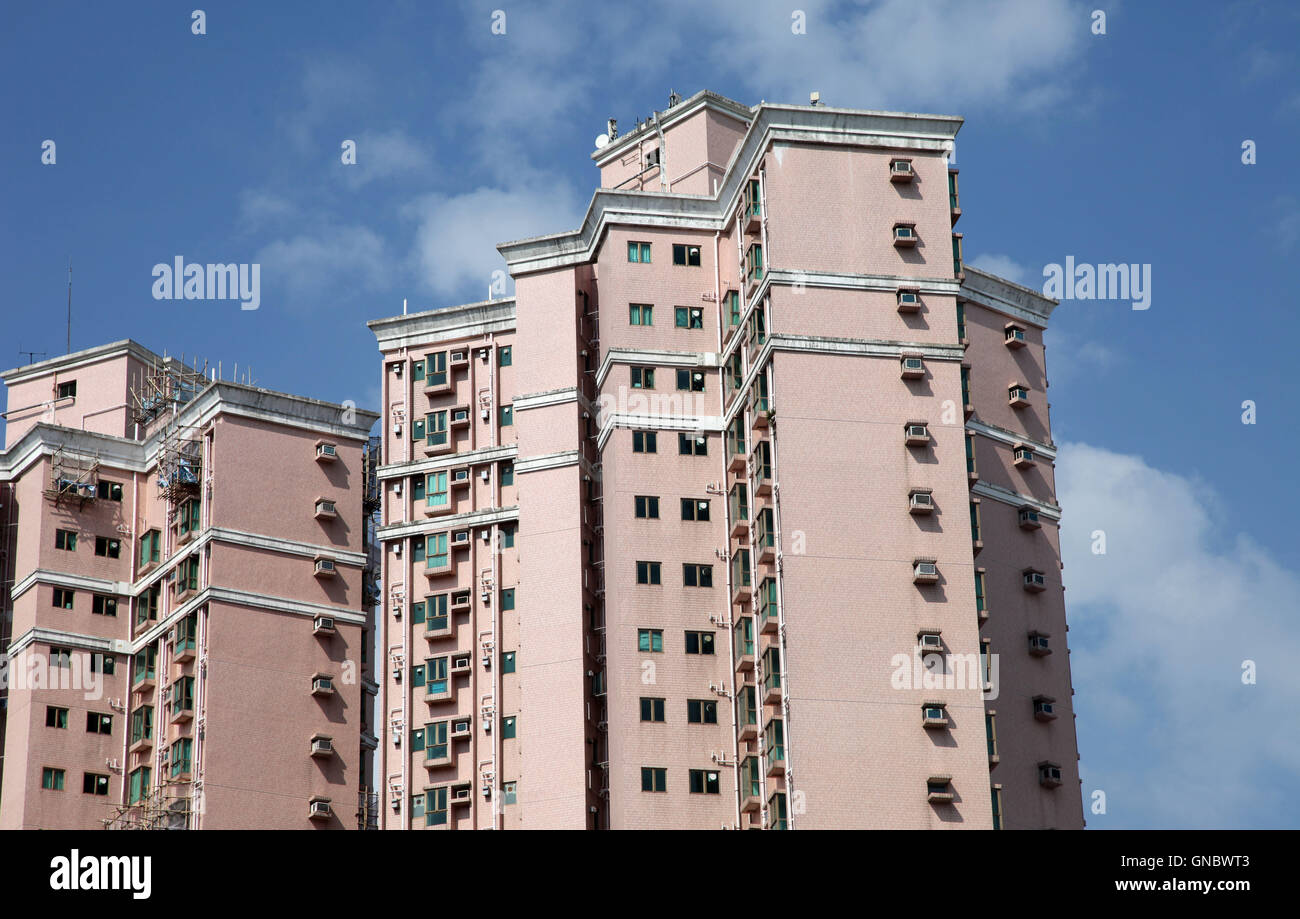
[372,89,1083,830]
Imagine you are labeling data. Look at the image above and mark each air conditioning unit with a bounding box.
[1023,570,1047,592]
[1038,763,1063,787]
[451,350,468,363]
[905,423,930,445]
[314,558,337,576]
[893,224,918,247]
[913,561,939,583]
[310,735,334,756]
[909,490,934,514]
[452,468,470,483]
[1033,697,1057,721]
[451,720,471,738]
[316,443,338,460]
[918,632,943,650]
[1005,325,1027,348]
[1028,633,1052,656]
[922,705,946,724]
[451,592,470,610]
[1009,386,1031,407]
[897,290,921,312]
[901,356,925,379]
[309,799,333,819]
[312,675,335,695]
[451,785,471,802]
[315,499,337,518]
[451,530,469,546]
[451,655,471,674]
[313,616,336,636]
[1013,446,1035,467]
[890,159,915,181]
[1018,507,1042,529]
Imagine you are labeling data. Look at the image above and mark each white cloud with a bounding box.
[1058,443,1300,828]
[969,252,1033,287]
[237,189,299,232]
[343,129,433,189]
[256,225,392,307]
[405,184,584,299]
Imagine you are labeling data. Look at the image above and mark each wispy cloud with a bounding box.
[969,252,1033,287]
[256,225,393,309]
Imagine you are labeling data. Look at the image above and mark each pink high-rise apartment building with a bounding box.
[371,91,1084,831]
[0,341,380,829]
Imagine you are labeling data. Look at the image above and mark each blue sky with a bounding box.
[3,0,1298,828]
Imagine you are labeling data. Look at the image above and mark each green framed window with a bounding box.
[640,767,667,792]
[427,656,449,695]
[738,685,757,730]
[501,651,516,674]
[629,303,653,326]
[128,766,151,804]
[411,727,425,751]
[729,482,749,523]
[175,613,197,652]
[768,792,788,830]
[426,721,449,761]
[961,366,972,407]
[427,471,449,508]
[637,628,663,653]
[764,718,785,766]
[137,585,159,625]
[411,792,425,820]
[970,501,982,543]
[427,351,448,386]
[427,532,449,570]
[755,508,775,551]
[991,786,1003,830]
[685,631,715,655]
[412,600,426,625]
[46,706,68,729]
[672,244,702,266]
[733,616,754,659]
[179,556,199,591]
[169,738,192,778]
[503,716,517,739]
[762,646,782,697]
[170,677,194,717]
[132,646,156,684]
[975,569,987,613]
[412,417,426,442]
[675,306,704,329]
[725,290,741,328]
[426,411,448,447]
[627,241,651,263]
[741,756,760,799]
[412,359,425,382]
[179,498,199,535]
[503,782,517,805]
[42,767,65,790]
[139,529,160,566]
[746,178,762,218]
[731,548,751,589]
[130,706,154,744]
[502,524,515,548]
[427,787,448,826]
[412,474,426,502]
[759,577,778,627]
[727,417,746,458]
[688,769,720,794]
[499,405,513,427]
[956,301,966,341]
[412,536,426,564]
[412,665,425,688]
[746,243,764,282]
[631,367,654,389]
[501,588,515,611]
[427,594,448,632]
[501,463,514,486]
[55,529,77,551]
[498,345,512,367]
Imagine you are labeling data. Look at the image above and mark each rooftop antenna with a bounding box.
[18,346,47,365]
[403,297,408,316]
[668,89,681,107]
[607,118,618,140]
[66,259,72,354]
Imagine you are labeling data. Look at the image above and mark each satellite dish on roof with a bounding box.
[594,133,610,149]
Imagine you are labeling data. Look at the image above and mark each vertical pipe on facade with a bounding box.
[715,230,741,830]
[487,331,501,828]
[401,341,410,828]
[119,469,140,810]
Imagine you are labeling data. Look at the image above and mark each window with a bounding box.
[501,463,514,486]
[86,712,112,735]
[986,712,999,760]
[498,345,512,367]
[411,727,425,751]
[991,786,1003,830]
[765,719,785,766]
[90,653,115,675]
[681,498,710,521]
[686,699,718,725]
[53,588,74,610]
[635,561,661,585]
[427,787,449,827]
[503,782,517,805]
[759,577,778,626]
[688,769,720,794]
[733,616,754,660]
[139,529,160,567]
[129,767,151,804]
[628,241,652,263]
[683,564,713,588]
[178,499,199,536]
[731,548,751,589]
[725,290,741,328]
[956,302,967,341]
[727,417,746,458]
[672,244,702,267]
[46,706,68,729]
[499,405,513,427]
[55,529,77,551]
[640,767,667,792]
[42,767,65,790]
[631,367,655,389]
[746,243,764,281]
[738,685,758,731]
[131,707,154,745]
[412,359,425,383]
[177,556,199,592]
[426,721,449,761]
[974,570,987,614]
[92,595,117,617]
[427,351,448,386]
[427,657,449,695]
[762,647,782,697]
[685,631,715,655]
[94,536,121,559]
[58,380,77,399]
[640,697,665,722]
[678,433,707,456]
[632,430,657,453]
[961,367,972,408]
[675,369,705,392]
[629,303,654,326]
[768,792,788,830]
[970,501,982,544]
[427,594,449,631]
[502,524,516,548]
[674,306,704,329]
[411,536,426,564]
[427,471,449,508]
[411,600,426,626]
[427,410,448,446]
[634,496,660,519]
[412,417,425,442]
[965,432,977,476]
[501,651,516,674]
[637,629,663,653]
[83,773,110,796]
[729,483,749,523]
[133,646,156,683]
[50,646,72,668]
[755,508,775,551]
[427,532,449,570]
[503,716,517,739]
[746,178,762,217]
[501,588,516,611]
[96,481,123,502]
[170,677,194,716]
